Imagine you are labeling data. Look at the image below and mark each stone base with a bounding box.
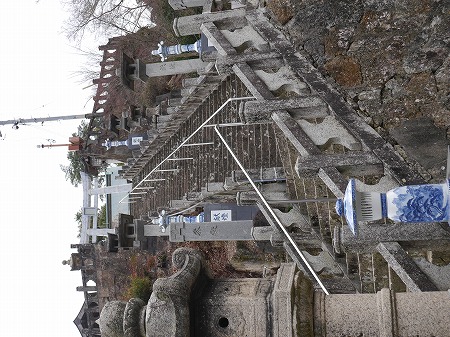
[314,288,450,336]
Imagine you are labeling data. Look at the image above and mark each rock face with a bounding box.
[281,0,449,131]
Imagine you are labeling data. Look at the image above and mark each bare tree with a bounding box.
[69,46,103,90]
[62,0,154,43]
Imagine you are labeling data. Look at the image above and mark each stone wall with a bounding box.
[271,0,449,135]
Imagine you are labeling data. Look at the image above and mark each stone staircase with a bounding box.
[121,7,449,294]
[126,72,282,216]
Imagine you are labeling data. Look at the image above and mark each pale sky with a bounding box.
[0,2,100,336]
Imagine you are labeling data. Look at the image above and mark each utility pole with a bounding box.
[0,113,103,128]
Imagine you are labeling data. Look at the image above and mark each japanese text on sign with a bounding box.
[211,210,232,222]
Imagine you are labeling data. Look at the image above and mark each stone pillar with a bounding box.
[173,8,247,37]
[236,191,288,205]
[239,96,329,124]
[142,221,280,243]
[169,220,254,242]
[86,228,116,237]
[146,59,208,77]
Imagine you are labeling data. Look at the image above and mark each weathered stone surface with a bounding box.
[357,88,382,115]
[240,96,328,123]
[295,152,383,177]
[272,263,297,336]
[413,257,450,291]
[98,301,127,337]
[267,0,295,25]
[123,298,146,337]
[323,55,362,87]
[319,288,450,336]
[169,220,254,242]
[284,0,449,176]
[334,221,450,254]
[390,117,449,172]
[297,115,361,150]
[169,0,206,10]
[148,248,204,337]
[173,8,247,36]
[99,249,300,337]
[377,242,439,292]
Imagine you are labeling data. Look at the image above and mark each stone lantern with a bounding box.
[151,40,202,62]
[61,253,82,271]
[97,247,299,336]
[97,248,450,336]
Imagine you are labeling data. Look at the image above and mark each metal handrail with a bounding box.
[213,125,330,295]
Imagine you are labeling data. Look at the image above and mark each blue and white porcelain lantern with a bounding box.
[335,179,450,236]
[151,40,201,62]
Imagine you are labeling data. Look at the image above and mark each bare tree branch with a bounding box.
[61,0,153,44]
[68,46,103,91]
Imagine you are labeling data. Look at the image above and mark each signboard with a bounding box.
[127,133,148,150]
[131,136,143,146]
[210,210,232,222]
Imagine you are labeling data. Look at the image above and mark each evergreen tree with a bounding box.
[60,120,89,187]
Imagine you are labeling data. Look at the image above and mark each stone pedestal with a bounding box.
[194,278,273,336]
[314,289,450,336]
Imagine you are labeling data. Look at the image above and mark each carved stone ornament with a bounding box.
[98,248,204,337]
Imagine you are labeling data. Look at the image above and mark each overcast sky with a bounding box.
[0,2,99,336]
